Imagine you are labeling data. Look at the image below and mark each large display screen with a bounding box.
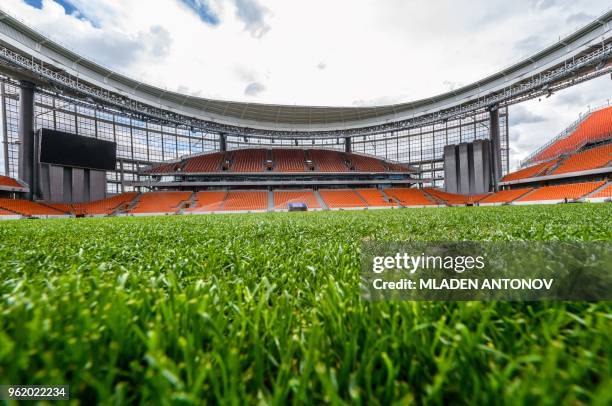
[39,129,116,171]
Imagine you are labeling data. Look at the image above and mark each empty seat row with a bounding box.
[129,191,191,214]
[552,144,612,174]
[385,188,436,206]
[478,188,533,204]
[0,199,66,216]
[517,181,605,202]
[502,159,559,182]
[0,175,24,189]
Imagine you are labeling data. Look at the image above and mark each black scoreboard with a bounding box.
[39,129,116,171]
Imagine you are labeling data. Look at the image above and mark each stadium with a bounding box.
[0,1,611,404]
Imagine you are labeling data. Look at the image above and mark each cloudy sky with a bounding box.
[1,0,611,170]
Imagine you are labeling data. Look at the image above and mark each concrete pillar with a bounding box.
[444,144,458,193]
[219,133,227,152]
[489,109,502,191]
[345,137,351,153]
[18,81,35,199]
[458,143,470,195]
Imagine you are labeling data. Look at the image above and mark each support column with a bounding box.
[18,81,35,199]
[344,137,351,153]
[219,133,227,152]
[489,108,502,192]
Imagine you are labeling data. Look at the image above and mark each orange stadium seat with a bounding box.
[423,188,484,205]
[502,159,559,182]
[147,161,182,174]
[319,189,366,208]
[533,106,612,162]
[516,181,605,202]
[69,192,138,215]
[589,183,612,199]
[273,190,321,209]
[231,149,267,172]
[129,191,191,214]
[478,188,533,204]
[0,175,24,189]
[183,152,225,172]
[350,155,387,172]
[0,208,14,216]
[355,189,395,206]
[273,149,307,172]
[309,150,349,172]
[184,191,227,212]
[222,191,268,211]
[552,144,612,174]
[0,199,66,216]
[384,188,436,206]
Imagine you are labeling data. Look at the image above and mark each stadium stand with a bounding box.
[502,159,559,182]
[531,106,612,162]
[182,152,225,173]
[222,191,268,211]
[184,191,227,212]
[478,188,534,204]
[309,150,349,172]
[350,155,387,172]
[589,183,612,198]
[231,149,267,172]
[319,189,366,208]
[551,143,612,174]
[273,149,307,172]
[0,175,24,189]
[147,161,182,174]
[385,188,436,206]
[129,191,191,214]
[516,181,605,202]
[69,192,138,216]
[355,189,395,206]
[0,207,14,215]
[274,190,321,209]
[424,188,488,205]
[0,198,66,216]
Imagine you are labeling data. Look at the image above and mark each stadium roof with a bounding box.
[0,8,610,134]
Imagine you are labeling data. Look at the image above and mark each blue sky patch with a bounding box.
[180,0,220,25]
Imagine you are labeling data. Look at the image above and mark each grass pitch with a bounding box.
[0,205,611,404]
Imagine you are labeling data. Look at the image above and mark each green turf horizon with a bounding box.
[0,205,611,404]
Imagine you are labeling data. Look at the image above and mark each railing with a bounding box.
[519,101,612,167]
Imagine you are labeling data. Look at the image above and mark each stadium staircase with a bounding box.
[123,194,142,214]
[267,190,274,212]
[313,190,328,209]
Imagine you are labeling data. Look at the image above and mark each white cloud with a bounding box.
[2,0,610,170]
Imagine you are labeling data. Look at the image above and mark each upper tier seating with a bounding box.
[533,106,612,162]
[231,149,267,172]
[319,189,365,208]
[273,190,321,209]
[129,191,191,214]
[551,144,612,174]
[0,199,66,216]
[0,175,24,189]
[424,188,487,205]
[516,181,605,202]
[502,159,559,182]
[273,149,306,172]
[183,152,225,173]
[147,161,182,174]
[184,191,227,212]
[590,183,612,198]
[350,155,387,172]
[384,188,436,206]
[355,189,395,206]
[478,188,533,204]
[222,191,268,211]
[309,150,349,172]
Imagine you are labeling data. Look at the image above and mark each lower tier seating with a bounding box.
[516,181,605,202]
[355,189,395,206]
[222,191,268,211]
[185,191,227,212]
[0,208,14,215]
[68,192,138,215]
[478,188,533,204]
[0,199,66,216]
[274,190,321,209]
[129,191,191,214]
[589,183,612,198]
[319,189,365,208]
[424,188,487,205]
[385,188,436,206]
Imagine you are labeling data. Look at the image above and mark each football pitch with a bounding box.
[0,205,610,404]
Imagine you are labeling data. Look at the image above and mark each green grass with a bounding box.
[0,205,611,405]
